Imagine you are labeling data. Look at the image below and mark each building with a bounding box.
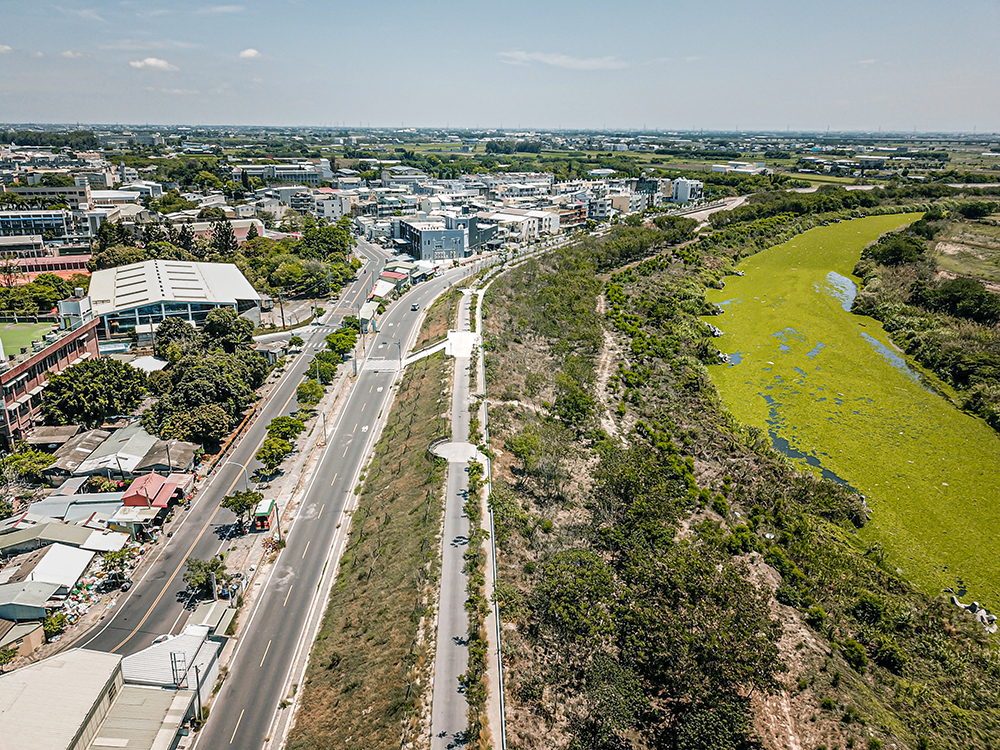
[671,178,703,203]
[0,317,100,448]
[0,648,195,750]
[0,542,95,597]
[0,209,90,245]
[88,259,261,339]
[395,218,467,261]
[5,183,92,207]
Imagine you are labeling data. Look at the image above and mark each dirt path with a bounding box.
[593,294,620,439]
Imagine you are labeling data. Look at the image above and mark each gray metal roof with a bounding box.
[87,686,193,750]
[0,649,122,750]
[45,430,112,475]
[0,521,94,555]
[122,625,220,689]
[75,424,158,476]
[89,259,260,317]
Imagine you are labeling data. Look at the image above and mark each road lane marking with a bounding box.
[330,473,338,486]
[283,585,294,607]
[319,501,327,517]
[230,709,244,744]
[352,422,357,433]
[260,640,272,667]
[302,540,311,559]
[342,445,349,457]
[361,402,366,412]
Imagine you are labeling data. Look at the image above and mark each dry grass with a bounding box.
[414,284,464,351]
[287,352,451,750]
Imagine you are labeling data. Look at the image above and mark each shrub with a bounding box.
[842,639,868,673]
[871,634,909,674]
[806,605,827,628]
[820,697,835,711]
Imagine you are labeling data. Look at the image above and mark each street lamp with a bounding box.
[395,340,402,365]
[223,461,251,492]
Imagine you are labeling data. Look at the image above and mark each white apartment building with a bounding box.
[671,178,704,203]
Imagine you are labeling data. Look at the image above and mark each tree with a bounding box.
[1,446,55,484]
[183,556,231,597]
[211,219,239,256]
[42,358,147,427]
[256,436,293,474]
[288,335,304,348]
[246,222,259,241]
[0,646,17,672]
[267,416,305,441]
[221,489,262,530]
[296,379,324,409]
[43,612,67,639]
[176,224,195,254]
[202,306,253,354]
[102,549,132,583]
[325,326,358,357]
[153,316,199,359]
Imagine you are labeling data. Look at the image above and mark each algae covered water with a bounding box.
[704,214,1000,608]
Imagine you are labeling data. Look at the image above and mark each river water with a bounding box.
[704,214,1000,608]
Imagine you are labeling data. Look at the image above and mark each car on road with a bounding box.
[120,579,133,592]
[411,303,419,311]
[152,634,171,644]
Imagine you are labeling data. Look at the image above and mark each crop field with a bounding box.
[705,214,1000,608]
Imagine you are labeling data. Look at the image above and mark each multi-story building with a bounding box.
[671,178,704,203]
[395,218,467,261]
[5,183,92,207]
[0,312,100,448]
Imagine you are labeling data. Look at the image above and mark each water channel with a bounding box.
[704,214,1000,608]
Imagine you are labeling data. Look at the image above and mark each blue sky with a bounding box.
[1,0,998,131]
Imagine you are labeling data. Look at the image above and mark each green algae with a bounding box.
[704,214,1000,608]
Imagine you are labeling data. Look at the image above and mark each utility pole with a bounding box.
[210,571,218,601]
[278,292,286,329]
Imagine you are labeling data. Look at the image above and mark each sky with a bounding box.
[1,0,999,132]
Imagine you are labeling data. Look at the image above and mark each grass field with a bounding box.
[705,214,1000,609]
[287,352,450,750]
[0,322,56,357]
[932,220,1000,283]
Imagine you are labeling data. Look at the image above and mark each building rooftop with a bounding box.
[0,649,122,750]
[88,260,260,317]
[85,685,193,750]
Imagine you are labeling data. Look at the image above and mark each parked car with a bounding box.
[120,579,133,592]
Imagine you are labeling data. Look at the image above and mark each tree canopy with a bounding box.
[42,358,147,427]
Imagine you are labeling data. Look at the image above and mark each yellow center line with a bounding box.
[361,402,366,412]
[283,585,294,607]
[110,384,300,654]
[302,540,310,559]
[342,445,349,457]
[352,423,357,433]
[230,709,245,744]
[259,640,272,668]
[330,472,338,485]
[318,502,326,518]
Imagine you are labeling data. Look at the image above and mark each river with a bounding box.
[704,214,1000,608]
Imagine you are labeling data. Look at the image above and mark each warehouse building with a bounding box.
[88,259,261,339]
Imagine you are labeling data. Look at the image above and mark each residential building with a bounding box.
[395,218,467,261]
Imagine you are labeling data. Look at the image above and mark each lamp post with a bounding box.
[223,461,250,492]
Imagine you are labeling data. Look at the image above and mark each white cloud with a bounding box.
[238,48,261,59]
[197,4,244,13]
[161,88,200,95]
[60,50,85,59]
[498,50,628,71]
[30,51,44,58]
[129,57,179,71]
[857,59,878,65]
[57,6,104,22]
[0,45,12,54]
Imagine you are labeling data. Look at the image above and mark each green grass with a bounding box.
[287,352,450,750]
[413,283,463,350]
[0,322,57,357]
[705,214,1000,608]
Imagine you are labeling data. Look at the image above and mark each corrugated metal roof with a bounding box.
[121,625,219,689]
[0,649,122,750]
[86,685,193,750]
[89,260,260,317]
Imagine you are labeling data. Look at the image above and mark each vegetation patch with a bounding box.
[414,283,464,350]
[287,352,450,750]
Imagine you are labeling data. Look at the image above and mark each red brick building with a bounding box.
[0,318,100,448]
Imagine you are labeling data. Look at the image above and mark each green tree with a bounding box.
[325,326,358,356]
[42,358,147,427]
[256,436,293,474]
[288,335,304,348]
[183,556,231,597]
[43,612,67,639]
[102,549,132,583]
[202,306,253,353]
[221,489,262,530]
[296,379,324,409]
[210,219,239,256]
[1,446,55,484]
[153,316,199,359]
[267,416,305,441]
[0,646,17,672]
[246,222,259,241]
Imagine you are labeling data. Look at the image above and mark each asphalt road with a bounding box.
[194,250,490,749]
[78,242,392,657]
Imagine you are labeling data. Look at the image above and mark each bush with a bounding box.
[820,697,835,711]
[841,639,868,673]
[806,605,827,628]
[853,592,886,626]
[871,634,909,674]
